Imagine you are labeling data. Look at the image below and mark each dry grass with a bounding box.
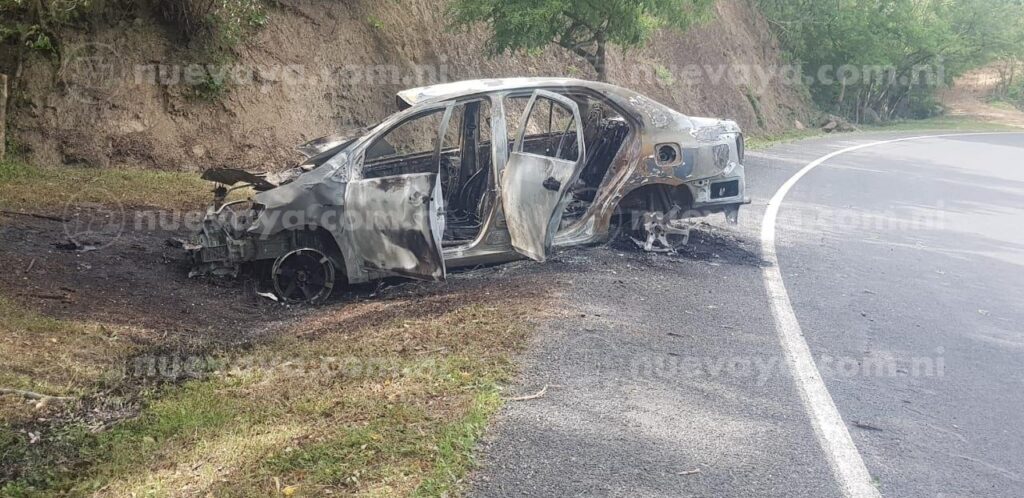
[0,157,555,496]
[0,297,154,425]
[1,289,551,497]
[0,160,212,212]
[0,158,551,497]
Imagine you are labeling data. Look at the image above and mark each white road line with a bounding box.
[760,132,1023,498]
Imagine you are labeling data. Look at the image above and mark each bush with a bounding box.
[758,0,1024,123]
[1005,80,1024,111]
[156,0,268,50]
[0,0,97,58]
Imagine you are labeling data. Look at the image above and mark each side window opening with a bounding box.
[362,108,447,179]
[505,94,579,162]
[568,92,630,199]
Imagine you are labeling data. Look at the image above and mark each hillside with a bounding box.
[8,0,812,171]
[938,67,1024,128]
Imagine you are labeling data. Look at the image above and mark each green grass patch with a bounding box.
[746,128,825,151]
[746,116,1021,151]
[414,389,503,497]
[1,298,540,496]
[2,381,247,496]
[860,116,1021,133]
[985,99,1020,111]
[0,159,210,212]
[654,64,675,86]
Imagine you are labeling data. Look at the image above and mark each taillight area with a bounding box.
[712,144,731,170]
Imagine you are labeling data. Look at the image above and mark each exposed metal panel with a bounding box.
[344,173,447,281]
[501,153,579,262]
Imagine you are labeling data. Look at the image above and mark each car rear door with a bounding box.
[500,90,587,262]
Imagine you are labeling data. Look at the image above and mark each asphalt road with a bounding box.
[469,131,1024,497]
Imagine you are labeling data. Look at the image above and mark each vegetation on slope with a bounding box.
[758,0,1024,123]
[447,0,714,81]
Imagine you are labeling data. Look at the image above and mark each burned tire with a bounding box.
[271,248,336,304]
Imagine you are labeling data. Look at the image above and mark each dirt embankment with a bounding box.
[937,67,1024,128]
[8,0,813,171]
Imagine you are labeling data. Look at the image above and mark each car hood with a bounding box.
[296,132,362,159]
[201,168,279,191]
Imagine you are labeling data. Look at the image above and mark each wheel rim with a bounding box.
[271,249,336,304]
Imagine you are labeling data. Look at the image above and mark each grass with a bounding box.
[0,159,211,212]
[0,297,543,497]
[746,115,1022,150]
[861,116,1021,132]
[746,128,825,151]
[0,155,550,494]
[653,64,675,86]
[0,297,144,403]
[985,99,1020,111]
[367,15,385,30]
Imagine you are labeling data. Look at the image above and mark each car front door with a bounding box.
[500,90,587,262]
[344,105,455,281]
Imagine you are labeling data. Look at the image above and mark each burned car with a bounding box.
[190,78,749,303]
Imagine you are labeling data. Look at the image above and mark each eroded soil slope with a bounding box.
[9,0,812,171]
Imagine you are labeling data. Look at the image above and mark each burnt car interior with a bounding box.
[361,99,495,246]
[502,91,632,227]
[358,89,633,246]
[563,91,631,223]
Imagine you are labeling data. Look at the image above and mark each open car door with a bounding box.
[344,172,446,281]
[500,90,587,262]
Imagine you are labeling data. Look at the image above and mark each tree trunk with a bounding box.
[0,74,7,161]
[594,37,608,82]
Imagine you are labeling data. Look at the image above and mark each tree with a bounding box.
[447,0,714,82]
[758,0,1024,121]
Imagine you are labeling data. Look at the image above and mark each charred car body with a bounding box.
[190,78,749,303]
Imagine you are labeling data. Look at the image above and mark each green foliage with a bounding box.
[155,0,269,51]
[0,0,97,58]
[367,15,385,30]
[153,1,270,100]
[447,0,714,81]
[988,59,1024,109]
[188,70,230,101]
[1000,78,1024,110]
[759,0,1024,122]
[0,0,270,108]
[0,1,269,60]
[653,63,674,85]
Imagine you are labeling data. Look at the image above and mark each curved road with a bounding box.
[764,133,1024,497]
[470,131,1024,497]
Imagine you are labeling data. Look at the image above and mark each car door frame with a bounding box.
[497,89,587,262]
[342,101,457,282]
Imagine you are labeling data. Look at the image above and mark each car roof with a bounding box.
[396,77,636,108]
